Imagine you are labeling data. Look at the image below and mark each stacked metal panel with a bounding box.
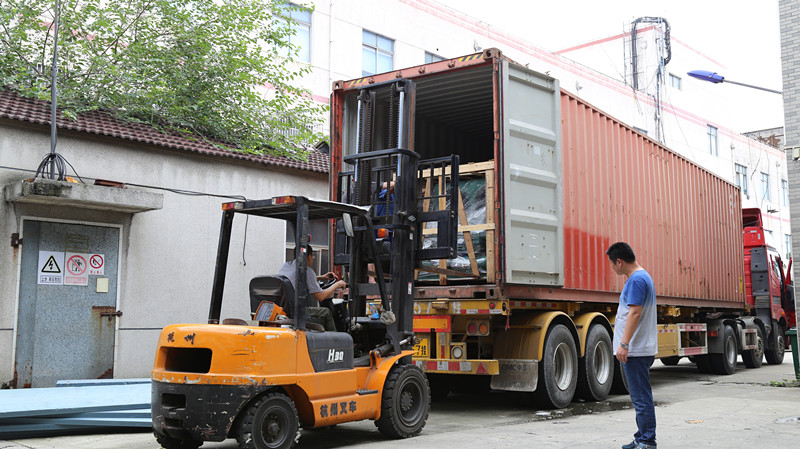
[0,379,151,438]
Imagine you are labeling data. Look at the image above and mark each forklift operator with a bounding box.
[278,244,346,331]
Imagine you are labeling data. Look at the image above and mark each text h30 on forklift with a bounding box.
[152,49,795,448]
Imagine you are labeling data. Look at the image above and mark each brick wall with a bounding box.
[781,0,800,314]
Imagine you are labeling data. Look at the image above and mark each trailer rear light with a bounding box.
[466,320,490,336]
[708,330,719,337]
[272,196,295,204]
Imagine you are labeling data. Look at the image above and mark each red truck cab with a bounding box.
[742,208,795,329]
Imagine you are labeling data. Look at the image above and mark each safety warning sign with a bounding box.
[65,252,89,286]
[89,254,105,275]
[38,251,64,285]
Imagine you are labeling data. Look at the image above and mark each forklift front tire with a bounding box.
[376,364,430,439]
[235,392,301,449]
[153,431,202,449]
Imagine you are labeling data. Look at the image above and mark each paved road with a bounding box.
[2,354,798,449]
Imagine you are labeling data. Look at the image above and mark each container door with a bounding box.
[15,220,120,387]
[500,61,563,286]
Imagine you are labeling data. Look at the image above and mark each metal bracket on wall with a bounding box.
[11,233,22,248]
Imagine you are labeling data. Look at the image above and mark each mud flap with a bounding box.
[490,359,538,392]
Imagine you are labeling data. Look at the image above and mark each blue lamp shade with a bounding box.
[687,70,725,83]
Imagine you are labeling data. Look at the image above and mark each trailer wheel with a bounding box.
[742,326,764,369]
[765,324,785,365]
[426,374,451,401]
[695,355,713,373]
[710,325,737,375]
[236,392,300,449]
[660,356,681,366]
[577,324,613,401]
[153,431,202,449]
[610,358,628,394]
[534,324,578,408]
[376,364,430,438]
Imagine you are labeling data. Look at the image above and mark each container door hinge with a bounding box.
[11,233,22,248]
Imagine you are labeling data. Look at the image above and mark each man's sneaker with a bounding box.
[635,443,656,449]
[621,441,637,449]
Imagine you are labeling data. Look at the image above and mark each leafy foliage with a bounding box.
[0,0,326,158]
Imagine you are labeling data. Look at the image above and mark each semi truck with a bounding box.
[328,48,795,409]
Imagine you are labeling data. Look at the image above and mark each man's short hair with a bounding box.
[606,242,636,263]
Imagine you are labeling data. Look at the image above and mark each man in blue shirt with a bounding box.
[607,242,657,449]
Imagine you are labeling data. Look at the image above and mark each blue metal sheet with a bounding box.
[0,383,149,418]
[56,378,150,387]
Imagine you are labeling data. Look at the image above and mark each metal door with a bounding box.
[500,61,564,286]
[15,220,120,387]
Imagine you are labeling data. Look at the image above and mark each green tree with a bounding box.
[0,0,326,158]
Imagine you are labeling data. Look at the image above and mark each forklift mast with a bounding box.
[334,79,460,353]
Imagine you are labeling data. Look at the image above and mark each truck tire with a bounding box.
[695,355,713,373]
[742,326,764,369]
[577,324,613,401]
[153,431,202,449]
[710,325,737,375]
[534,324,578,408]
[426,374,451,401]
[765,324,785,365]
[235,392,300,449]
[610,358,628,394]
[376,364,430,438]
[660,356,681,366]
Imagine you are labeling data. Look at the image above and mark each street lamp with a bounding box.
[687,70,783,95]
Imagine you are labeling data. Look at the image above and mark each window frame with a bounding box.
[734,163,748,195]
[425,52,444,64]
[669,73,682,90]
[782,179,789,206]
[274,1,312,63]
[761,171,771,202]
[707,125,718,156]
[362,29,394,77]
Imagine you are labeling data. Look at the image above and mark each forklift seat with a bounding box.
[250,275,295,318]
[250,275,327,331]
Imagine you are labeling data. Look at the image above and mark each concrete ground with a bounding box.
[2,353,798,449]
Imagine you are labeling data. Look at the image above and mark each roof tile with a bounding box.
[0,89,329,173]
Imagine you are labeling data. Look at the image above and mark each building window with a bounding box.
[782,179,789,206]
[633,126,648,136]
[362,30,393,76]
[707,125,718,156]
[285,221,330,274]
[786,234,792,261]
[274,1,312,63]
[761,172,770,201]
[735,164,748,195]
[669,73,682,90]
[425,52,444,64]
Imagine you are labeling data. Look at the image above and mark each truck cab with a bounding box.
[742,207,794,360]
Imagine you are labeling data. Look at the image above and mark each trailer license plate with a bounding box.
[414,336,429,358]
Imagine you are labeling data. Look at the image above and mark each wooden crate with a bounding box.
[416,160,495,285]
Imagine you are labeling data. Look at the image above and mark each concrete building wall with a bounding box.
[0,121,328,382]
[780,0,800,311]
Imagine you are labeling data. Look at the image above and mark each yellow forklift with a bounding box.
[151,79,460,449]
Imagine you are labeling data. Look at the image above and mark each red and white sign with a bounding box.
[89,254,105,275]
[65,253,89,286]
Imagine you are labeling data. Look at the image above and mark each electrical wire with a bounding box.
[1,164,253,264]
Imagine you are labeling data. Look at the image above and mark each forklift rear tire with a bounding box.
[236,392,300,449]
[153,431,202,449]
[376,364,430,438]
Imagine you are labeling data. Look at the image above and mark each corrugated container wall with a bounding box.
[559,91,746,307]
